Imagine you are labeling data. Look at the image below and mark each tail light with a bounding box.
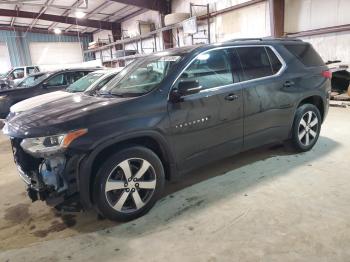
[322,70,332,79]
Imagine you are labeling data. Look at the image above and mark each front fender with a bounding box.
[77,130,176,209]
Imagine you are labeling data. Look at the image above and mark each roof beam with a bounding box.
[0,8,114,30]
[65,1,114,32]
[0,25,92,37]
[10,5,18,27]
[47,0,81,31]
[29,0,53,29]
[108,0,169,14]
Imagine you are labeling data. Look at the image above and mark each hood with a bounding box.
[10,91,72,113]
[4,93,132,138]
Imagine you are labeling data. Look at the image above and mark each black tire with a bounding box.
[93,146,165,222]
[291,103,322,152]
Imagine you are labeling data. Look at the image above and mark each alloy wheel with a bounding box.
[298,111,319,146]
[104,158,157,213]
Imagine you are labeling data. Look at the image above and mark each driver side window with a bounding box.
[178,49,233,91]
[46,73,67,87]
[11,68,25,79]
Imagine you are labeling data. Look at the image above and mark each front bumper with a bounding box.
[10,137,85,211]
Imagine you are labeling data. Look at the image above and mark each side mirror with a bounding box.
[170,80,202,102]
[42,82,48,89]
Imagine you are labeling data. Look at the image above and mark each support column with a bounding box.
[111,22,124,66]
[269,0,285,37]
[161,0,172,49]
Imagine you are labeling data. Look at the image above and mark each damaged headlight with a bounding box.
[20,129,87,156]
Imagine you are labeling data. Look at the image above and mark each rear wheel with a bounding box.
[93,146,165,222]
[291,104,321,152]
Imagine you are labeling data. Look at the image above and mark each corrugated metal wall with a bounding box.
[0,30,93,67]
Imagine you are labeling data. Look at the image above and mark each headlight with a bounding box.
[0,95,7,100]
[20,129,87,156]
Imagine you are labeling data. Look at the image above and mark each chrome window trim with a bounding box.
[168,45,286,98]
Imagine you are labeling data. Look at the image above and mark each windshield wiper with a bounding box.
[96,90,124,98]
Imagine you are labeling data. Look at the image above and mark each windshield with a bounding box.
[0,69,12,78]
[66,72,104,92]
[17,73,44,88]
[100,55,182,97]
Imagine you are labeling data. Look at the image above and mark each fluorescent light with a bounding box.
[75,11,86,19]
[53,28,61,34]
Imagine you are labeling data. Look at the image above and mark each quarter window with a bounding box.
[236,47,275,81]
[178,49,233,90]
[266,47,282,74]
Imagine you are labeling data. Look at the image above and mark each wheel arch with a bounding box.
[296,95,325,121]
[78,131,176,209]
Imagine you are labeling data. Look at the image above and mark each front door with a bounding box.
[168,48,244,172]
[40,72,69,95]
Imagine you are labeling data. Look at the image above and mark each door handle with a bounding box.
[225,93,239,101]
[283,81,295,88]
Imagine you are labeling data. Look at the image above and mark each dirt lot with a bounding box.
[0,107,350,261]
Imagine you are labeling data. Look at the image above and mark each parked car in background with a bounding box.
[0,66,40,89]
[16,72,46,89]
[3,38,331,222]
[9,68,122,116]
[0,68,100,118]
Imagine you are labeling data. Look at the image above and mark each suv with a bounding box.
[0,68,100,118]
[3,38,331,222]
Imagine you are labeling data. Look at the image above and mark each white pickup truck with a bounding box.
[0,66,40,88]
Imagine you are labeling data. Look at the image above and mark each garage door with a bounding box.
[0,43,12,74]
[29,42,83,65]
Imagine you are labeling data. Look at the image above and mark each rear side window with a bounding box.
[236,47,274,80]
[27,67,35,75]
[284,44,324,67]
[67,71,86,84]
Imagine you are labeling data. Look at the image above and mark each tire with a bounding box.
[93,146,165,222]
[291,103,322,152]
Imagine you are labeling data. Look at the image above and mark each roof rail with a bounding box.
[225,38,263,42]
[225,37,302,42]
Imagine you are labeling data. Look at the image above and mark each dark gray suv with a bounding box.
[3,38,331,222]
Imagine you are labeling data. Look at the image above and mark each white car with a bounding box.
[10,68,122,115]
[0,66,40,88]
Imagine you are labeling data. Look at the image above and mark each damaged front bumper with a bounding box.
[10,137,85,212]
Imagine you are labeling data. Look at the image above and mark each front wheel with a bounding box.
[93,146,165,222]
[290,103,322,152]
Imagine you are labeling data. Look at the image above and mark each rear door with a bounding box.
[168,48,244,172]
[236,46,293,150]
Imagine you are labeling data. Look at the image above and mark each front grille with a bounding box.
[10,138,42,177]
